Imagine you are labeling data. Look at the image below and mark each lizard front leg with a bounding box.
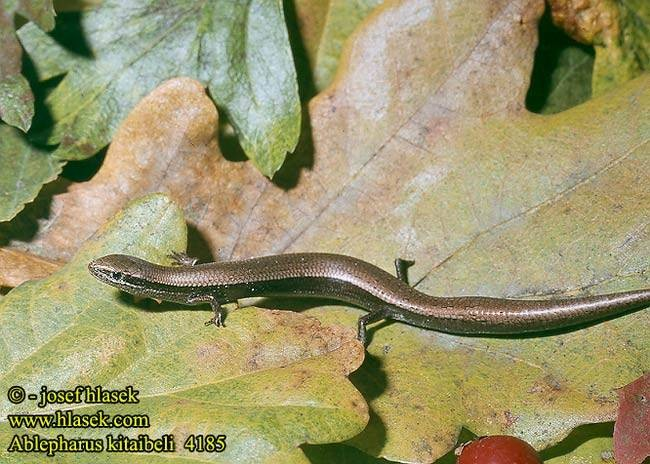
[168,251,199,266]
[187,293,226,327]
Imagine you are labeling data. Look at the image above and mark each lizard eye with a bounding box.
[111,271,124,281]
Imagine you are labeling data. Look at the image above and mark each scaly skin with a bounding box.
[88,252,650,344]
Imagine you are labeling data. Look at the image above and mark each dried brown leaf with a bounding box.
[0,248,60,287]
[1,77,269,264]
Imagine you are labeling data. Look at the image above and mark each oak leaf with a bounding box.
[0,194,368,463]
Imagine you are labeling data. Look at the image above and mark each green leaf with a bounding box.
[592,0,649,95]
[294,0,383,90]
[0,75,33,132]
[14,21,82,81]
[0,194,368,463]
[17,0,301,177]
[548,437,615,463]
[0,124,62,221]
[548,0,649,96]
[526,10,595,115]
[303,443,393,463]
[0,0,55,131]
[540,46,594,114]
[543,423,615,464]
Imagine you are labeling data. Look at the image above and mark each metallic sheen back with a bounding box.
[88,253,650,335]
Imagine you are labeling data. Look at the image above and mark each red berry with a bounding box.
[456,435,542,464]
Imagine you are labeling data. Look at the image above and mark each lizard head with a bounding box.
[88,254,154,293]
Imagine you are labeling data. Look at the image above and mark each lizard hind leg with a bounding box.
[394,258,415,284]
